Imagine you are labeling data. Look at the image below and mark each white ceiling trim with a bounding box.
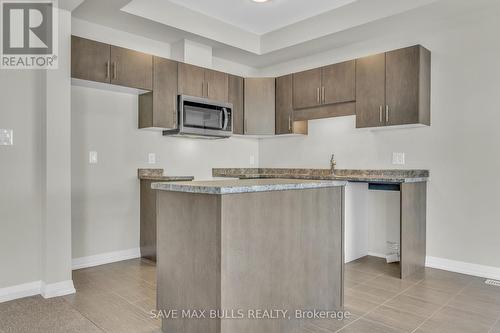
[260,0,440,54]
[165,0,358,35]
[121,0,439,55]
[121,0,261,54]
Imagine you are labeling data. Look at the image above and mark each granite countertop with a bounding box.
[212,168,429,183]
[138,168,194,182]
[151,178,347,195]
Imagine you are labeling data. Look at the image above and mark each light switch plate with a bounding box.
[148,153,156,164]
[392,152,405,165]
[89,151,98,164]
[0,129,13,146]
[249,155,255,166]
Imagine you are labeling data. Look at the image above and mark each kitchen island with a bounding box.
[152,178,347,333]
[213,168,429,280]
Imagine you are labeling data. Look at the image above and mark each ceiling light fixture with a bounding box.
[252,0,270,3]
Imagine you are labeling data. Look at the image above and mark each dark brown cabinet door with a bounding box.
[276,75,293,135]
[139,57,178,129]
[322,60,356,105]
[356,53,386,128]
[154,57,178,128]
[228,75,244,135]
[178,63,205,98]
[293,68,322,110]
[110,46,153,90]
[71,36,110,83]
[205,69,228,102]
[386,45,428,126]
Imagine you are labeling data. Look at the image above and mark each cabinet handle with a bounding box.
[317,88,320,103]
[112,62,117,80]
[207,82,210,98]
[386,105,389,123]
[288,115,292,132]
[105,61,110,79]
[379,106,383,123]
[322,87,325,103]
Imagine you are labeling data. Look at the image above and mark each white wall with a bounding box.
[0,9,73,296]
[71,86,259,259]
[0,71,44,289]
[258,11,500,268]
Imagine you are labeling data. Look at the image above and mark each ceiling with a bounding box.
[71,0,500,69]
[165,0,357,35]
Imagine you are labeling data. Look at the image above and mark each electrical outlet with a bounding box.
[392,152,405,165]
[249,155,255,166]
[89,151,98,164]
[0,129,13,146]
[148,153,156,164]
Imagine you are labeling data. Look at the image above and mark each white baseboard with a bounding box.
[426,256,500,280]
[72,247,141,270]
[367,251,387,259]
[41,280,75,299]
[0,281,41,303]
[0,279,76,303]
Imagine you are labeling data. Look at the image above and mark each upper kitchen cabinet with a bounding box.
[178,63,205,98]
[356,45,431,128]
[293,68,322,109]
[356,53,386,128]
[386,46,431,126]
[178,63,228,102]
[228,75,244,135]
[244,78,275,135]
[322,60,356,105]
[110,46,153,91]
[276,75,308,135]
[205,69,229,102]
[293,60,356,110]
[139,57,178,129]
[71,36,110,84]
[71,36,153,91]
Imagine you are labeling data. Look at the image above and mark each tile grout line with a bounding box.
[333,270,423,332]
[409,279,473,333]
[62,297,107,333]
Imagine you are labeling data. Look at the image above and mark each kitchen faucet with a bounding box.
[330,154,336,174]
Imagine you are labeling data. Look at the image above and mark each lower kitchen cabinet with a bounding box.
[276,75,308,135]
[140,180,157,262]
[139,57,178,129]
[244,78,276,135]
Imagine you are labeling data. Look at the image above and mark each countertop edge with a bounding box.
[151,180,348,194]
[212,168,429,184]
[138,176,195,181]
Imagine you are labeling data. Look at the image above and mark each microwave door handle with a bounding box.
[222,108,229,130]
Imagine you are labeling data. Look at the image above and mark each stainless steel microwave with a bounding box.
[163,95,233,139]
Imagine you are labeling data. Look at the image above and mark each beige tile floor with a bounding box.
[1,256,500,333]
